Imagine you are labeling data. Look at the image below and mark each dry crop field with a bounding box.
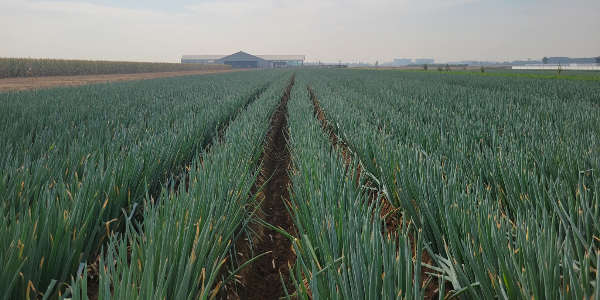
[0,58,231,79]
[1,69,599,300]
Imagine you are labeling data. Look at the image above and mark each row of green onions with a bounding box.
[65,72,295,299]
[306,69,600,299]
[0,70,287,299]
[283,72,428,299]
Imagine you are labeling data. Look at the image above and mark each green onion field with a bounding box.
[1,69,599,299]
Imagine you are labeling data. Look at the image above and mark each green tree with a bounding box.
[542,57,548,64]
[557,64,562,75]
[423,64,428,71]
[480,66,485,73]
[445,64,450,72]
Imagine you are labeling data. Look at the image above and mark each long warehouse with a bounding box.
[181,51,305,69]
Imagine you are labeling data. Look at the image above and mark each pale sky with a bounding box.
[0,0,598,63]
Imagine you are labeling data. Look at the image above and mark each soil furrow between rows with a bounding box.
[232,75,297,299]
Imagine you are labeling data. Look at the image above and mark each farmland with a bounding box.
[461,68,600,77]
[0,70,240,93]
[390,68,600,81]
[0,58,231,79]
[1,69,599,299]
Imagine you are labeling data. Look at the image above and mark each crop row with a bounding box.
[3,68,599,299]
[0,70,289,299]
[283,72,427,299]
[0,57,231,79]
[66,72,294,299]
[306,69,600,299]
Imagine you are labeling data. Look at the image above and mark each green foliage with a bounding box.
[303,68,600,299]
[4,67,600,300]
[0,70,288,299]
[558,64,563,75]
[393,68,600,81]
[423,64,428,71]
[69,72,294,300]
[0,57,230,78]
[480,66,485,73]
[284,74,425,299]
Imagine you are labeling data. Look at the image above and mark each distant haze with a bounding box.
[0,0,598,63]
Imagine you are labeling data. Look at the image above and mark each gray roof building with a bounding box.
[214,52,271,69]
[181,52,305,68]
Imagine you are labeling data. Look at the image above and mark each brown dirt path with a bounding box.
[233,76,297,300]
[0,69,240,93]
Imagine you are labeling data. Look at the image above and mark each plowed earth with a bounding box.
[229,76,297,300]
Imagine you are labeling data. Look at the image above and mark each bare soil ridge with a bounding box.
[0,69,240,93]
[234,75,297,299]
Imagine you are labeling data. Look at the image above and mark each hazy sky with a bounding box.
[0,0,598,63]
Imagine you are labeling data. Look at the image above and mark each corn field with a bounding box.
[0,58,230,79]
[1,68,599,299]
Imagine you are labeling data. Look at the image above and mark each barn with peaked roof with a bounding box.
[181,51,305,69]
[214,52,271,69]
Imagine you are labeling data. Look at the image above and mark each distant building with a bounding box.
[393,58,412,66]
[214,52,271,69]
[513,62,600,71]
[596,57,600,64]
[459,60,503,66]
[415,58,434,64]
[348,62,375,68]
[181,51,305,68]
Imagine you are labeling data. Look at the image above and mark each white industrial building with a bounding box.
[512,56,600,70]
[513,63,600,71]
[415,58,435,64]
[393,58,412,66]
[181,51,305,69]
